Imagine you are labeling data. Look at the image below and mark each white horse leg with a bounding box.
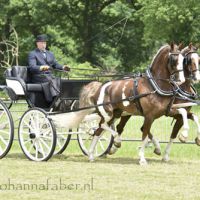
[151,136,161,155]
[177,108,189,142]
[88,135,100,162]
[101,123,121,155]
[163,138,175,162]
[101,123,121,144]
[192,114,200,146]
[139,136,148,165]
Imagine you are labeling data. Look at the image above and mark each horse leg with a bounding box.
[108,115,131,155]
[187,113,200,146]
[88,127,104,162]
[139,117,154,165]
[177,108,189,142]
[163,117,183,162]
[141,126,161,156]
[88,116,116,161]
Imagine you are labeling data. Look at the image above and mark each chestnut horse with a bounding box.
[52,43,185,164]
[110,43,200,162]
[162,44,200,161]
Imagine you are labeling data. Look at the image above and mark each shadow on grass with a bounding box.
[3,152,195,166]
[51,153,181,165]
[4,152,27,160]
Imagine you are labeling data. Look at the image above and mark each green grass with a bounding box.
[1,138,200,200]
[1,102,200,200]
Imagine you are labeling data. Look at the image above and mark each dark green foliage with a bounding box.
[0,0,200,77]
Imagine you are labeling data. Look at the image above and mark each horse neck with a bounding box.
[150,48,171,90]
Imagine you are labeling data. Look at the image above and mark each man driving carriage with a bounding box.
[28,34,70,103]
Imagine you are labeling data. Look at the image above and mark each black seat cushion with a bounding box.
[26,83,43,92]
[11,66,28,82]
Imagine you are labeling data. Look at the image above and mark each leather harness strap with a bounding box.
[133,78,144,115]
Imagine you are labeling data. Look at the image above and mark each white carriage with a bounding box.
[2,66,113,161]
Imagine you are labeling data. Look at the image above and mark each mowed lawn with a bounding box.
[0,103,200,200]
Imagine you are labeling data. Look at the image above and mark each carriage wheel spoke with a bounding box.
[39,138,50,151]
[35,142,39,159]
[0,135,8,146]
[23,120,34,131]
[27,141,34,153]
[0,111,5,120]
[0,121,9,129]
[23,139,32,145]
[0,129,10,135]
[0,145,3,154]
[98,139,105,151]
[38,140,46,157]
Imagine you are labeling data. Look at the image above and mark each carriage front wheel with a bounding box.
[77,114,114,157]
[18,108,56,161]
[0,99,14,159]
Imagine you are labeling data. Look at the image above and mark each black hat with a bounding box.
[36,34,48,42]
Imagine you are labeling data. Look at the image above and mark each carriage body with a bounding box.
[0,66,113,161]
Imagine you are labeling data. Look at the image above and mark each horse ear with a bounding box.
[189,42,193,49]
[178,42,184,50]
[170,41,175,50]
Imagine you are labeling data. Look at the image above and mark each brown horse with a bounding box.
[77,43,185,164]
[162,44,200,161]
[112,43,200,162]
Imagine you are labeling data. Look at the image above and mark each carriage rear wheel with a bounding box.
[0,88,13,109]
[0,99,14,159]
[54,127,71,155]
[52,99,77,155]
[77,114,114,157]
[18,108,56,161]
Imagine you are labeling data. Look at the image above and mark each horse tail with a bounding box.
[50,81,102,129]
[79,81,102,108]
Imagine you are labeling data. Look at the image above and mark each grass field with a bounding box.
[1,103,200,200]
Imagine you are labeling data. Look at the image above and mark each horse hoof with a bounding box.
[139,159,148,166]
[162,156,169,162]
[154,148,161,156]
[114,141,121,148]
[178,134,187,143]
[195,137,200,146]
[108,146,118,155]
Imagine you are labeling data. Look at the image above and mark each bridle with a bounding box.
[183,51,199,75]
[168,52,184,81]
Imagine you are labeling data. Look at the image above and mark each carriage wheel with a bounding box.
[54,127,71,155]
[52,99,77,155]
[0,99,14,159]
[18,108,56,161]
[77,115,114,157]
[0,89,13,109]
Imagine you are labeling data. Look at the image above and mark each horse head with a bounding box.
[151,42,185,86]
[181,43,200,83]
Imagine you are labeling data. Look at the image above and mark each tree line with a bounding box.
[0,0,200,76]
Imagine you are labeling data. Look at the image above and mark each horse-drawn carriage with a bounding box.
[0,65,113,161]
[0,42,200,165]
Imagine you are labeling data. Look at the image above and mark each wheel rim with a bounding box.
[0,102,14,158]
[54,127,71,155]
[19,109,55,161]
[78,118,113,157]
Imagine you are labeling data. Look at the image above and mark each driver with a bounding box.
[27,34,70,103]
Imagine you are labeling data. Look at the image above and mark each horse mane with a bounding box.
[79,81,103,108]
[181,46,190,55]
[149,44,169,68]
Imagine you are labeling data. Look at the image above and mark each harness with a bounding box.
[132,78,144,115]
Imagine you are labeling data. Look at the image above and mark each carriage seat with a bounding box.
[5,66,43,96]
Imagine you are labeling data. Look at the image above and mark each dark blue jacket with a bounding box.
[27,48,62,102]
[28,48,63,75]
